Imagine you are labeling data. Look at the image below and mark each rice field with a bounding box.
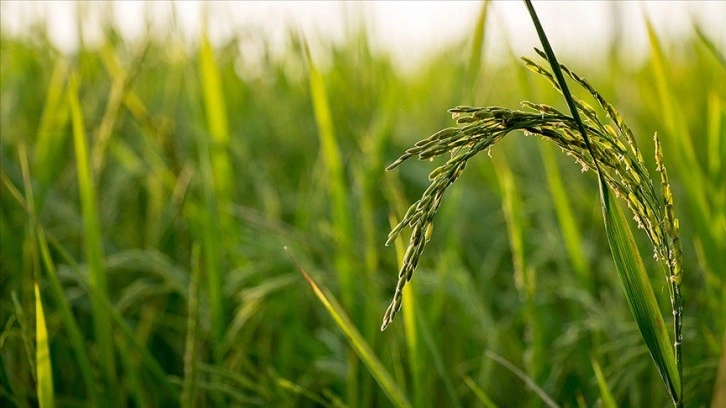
[1,2,724,407]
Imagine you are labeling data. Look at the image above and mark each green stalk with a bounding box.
[289,250,411,408]
[198,31,231,353]
[69,73,118,398]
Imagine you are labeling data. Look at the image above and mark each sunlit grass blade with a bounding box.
[590,356,616,408]
[302,36,355,308]
[302,33,360,404]
[600,178,681,403]
[34,282,54,408]
[199,29,234,201]
[68,73,117,393]
[463,376,498,408]
[32,57,70,202]
[197,29,231,353]
[287,249,411,408]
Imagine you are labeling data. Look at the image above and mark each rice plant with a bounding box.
[380,6,684,405]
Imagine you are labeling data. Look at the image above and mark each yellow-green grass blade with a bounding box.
[198,32,234,202]
[302,35,360,403]
[599,179,681,404]
[34,282,54,408]
[197,31,234,352]
[590,356,616,408]
[288,250,411,408]
[32,57,70,201]
[539,143,589,284]
[463,375,498,408]
[302,37,355,308]
[68,73,118,393]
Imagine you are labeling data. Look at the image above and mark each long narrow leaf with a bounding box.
[34,282,54,408]
[69,73,117,393]
[600,178,680,402]
[287,249,411,408]
[590,356,617,408]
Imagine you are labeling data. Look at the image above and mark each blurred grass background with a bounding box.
[1,2,724,407]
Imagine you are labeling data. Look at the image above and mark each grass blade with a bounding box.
[287,249,411,408]
[302,36,355,308]
[197,30,231,352]
[32,57,70,201]
[34,282,54,408]
[463,376,498,408]
[600,178,680,403]
[590,357,616,408]
[68,73,117,394]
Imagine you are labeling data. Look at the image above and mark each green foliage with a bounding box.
[0,5,723,407]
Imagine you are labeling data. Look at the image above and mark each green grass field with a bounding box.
[1,3,724,407]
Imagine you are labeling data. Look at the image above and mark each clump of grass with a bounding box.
[381,47,684,405]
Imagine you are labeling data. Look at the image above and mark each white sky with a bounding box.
[1,1,724,72]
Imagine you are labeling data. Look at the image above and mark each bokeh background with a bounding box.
[1,1,724,407]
